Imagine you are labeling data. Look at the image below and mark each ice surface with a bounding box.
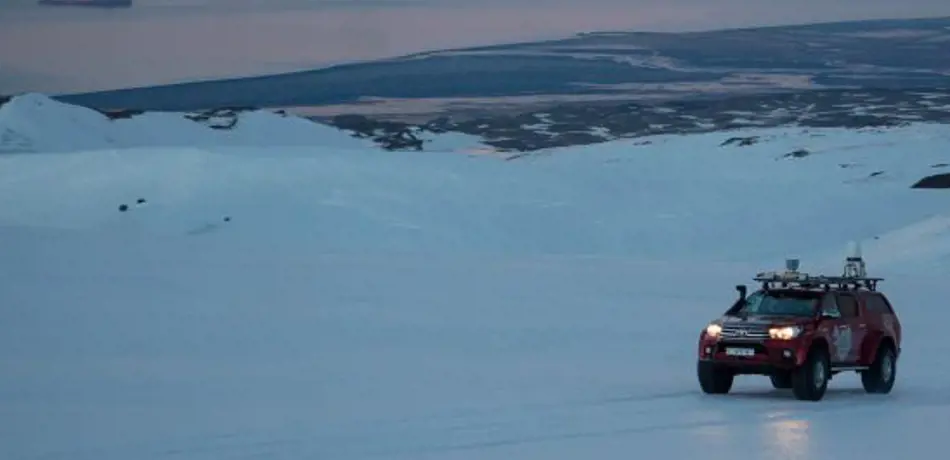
[2,96,950,460]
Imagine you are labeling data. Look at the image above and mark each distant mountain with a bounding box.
[36,16,950,152]
[55,16,950,115]
[14,88,949,155]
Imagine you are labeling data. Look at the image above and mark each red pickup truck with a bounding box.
[697,257,902,401]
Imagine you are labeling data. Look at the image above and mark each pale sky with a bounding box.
[2,0,949,95]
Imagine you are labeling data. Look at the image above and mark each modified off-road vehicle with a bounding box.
[697,247,902,401]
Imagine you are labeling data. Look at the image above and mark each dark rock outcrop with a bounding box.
[783,149,811,158]
[184,107,256,130]
[329,114,424,151]
[319,88,950,153]
[911,173,950,189]
[99,108,145,120]
[720,136,760,147]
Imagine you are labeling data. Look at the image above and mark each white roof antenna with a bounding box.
[842,241,866,278]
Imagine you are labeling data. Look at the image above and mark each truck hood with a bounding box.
[719,315,812,327]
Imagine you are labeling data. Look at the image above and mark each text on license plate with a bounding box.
[725,347,755,357]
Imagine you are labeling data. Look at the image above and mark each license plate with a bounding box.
[725,347,755,357]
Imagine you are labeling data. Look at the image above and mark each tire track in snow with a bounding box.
[318,384,950,459]
[25,384,950,459]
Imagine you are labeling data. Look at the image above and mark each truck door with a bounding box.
[833,292,865,364]
[817,293,850,365]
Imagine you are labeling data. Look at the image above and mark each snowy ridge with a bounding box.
[0,93,496,154]
[3,95,950,460]
[0,93,399,154]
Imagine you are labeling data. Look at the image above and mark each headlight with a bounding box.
[705,323,722,337]
[769,325,803,340]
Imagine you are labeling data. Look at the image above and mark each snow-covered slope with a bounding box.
[0,93,407,153]
[2,98,950,460]
[1,118,949,261]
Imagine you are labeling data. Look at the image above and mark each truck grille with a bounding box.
[720,324,770,340]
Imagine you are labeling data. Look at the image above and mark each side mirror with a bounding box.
[736,284,747,300]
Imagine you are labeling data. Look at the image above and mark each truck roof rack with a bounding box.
[753,246,883,292]
[753,272,883,291]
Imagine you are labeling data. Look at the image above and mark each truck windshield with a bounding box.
[737,291,817,317]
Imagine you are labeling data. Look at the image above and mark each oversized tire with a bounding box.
[861,343,897,394]
[698,361,734,394]
[770,371,793,389]
[791,345,830,401]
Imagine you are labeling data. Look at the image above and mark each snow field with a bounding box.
[2,95,950,459]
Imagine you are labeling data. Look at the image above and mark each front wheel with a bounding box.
[862,344,897,394]
[698,361,734,394]
[792,346,830,401]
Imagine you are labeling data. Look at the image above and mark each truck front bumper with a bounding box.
[698,336,807,373]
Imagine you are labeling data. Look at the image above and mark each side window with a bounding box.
[836,294,859,318]
[865,294,894,314]
[821,293,840,316]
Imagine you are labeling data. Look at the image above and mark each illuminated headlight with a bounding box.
[705,323,722,337]
[769,326,803,340]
